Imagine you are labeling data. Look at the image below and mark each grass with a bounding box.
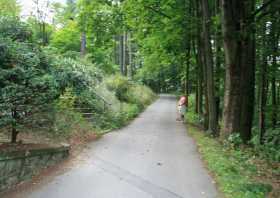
[187,125,275,198]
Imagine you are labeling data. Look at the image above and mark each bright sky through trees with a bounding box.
[18,0,65,22]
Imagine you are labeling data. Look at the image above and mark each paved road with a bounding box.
[6,95,218,198]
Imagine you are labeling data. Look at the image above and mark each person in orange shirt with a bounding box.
[177,95,188,121]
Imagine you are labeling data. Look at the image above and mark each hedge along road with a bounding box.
[5,95,218,198]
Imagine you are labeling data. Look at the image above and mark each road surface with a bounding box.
[5,95,219,198]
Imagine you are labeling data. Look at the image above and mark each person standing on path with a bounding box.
[177,95,188,121]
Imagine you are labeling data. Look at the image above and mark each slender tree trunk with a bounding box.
[128,32,133,79]
[201,38,209,130]
[123,32,127,76]
[200,0,218,134]
[197,0,209,129]
[215,0,222,122]
[185,46,191,96]
[221,0,256,142]
[119,35,124,75]
[193,39,203,115]
[259,25,268,144]
[11,109,19,143]
[271,18,279,128]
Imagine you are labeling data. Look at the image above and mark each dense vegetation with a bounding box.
[0,0,156,144]
[0,0,279,196]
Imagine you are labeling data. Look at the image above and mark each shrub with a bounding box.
[105,75,156,109]
[105,75,131,102]
[0,31,58,143]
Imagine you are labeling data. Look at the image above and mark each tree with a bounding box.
[200,0,218,134]
[0,17,58,143]
[220,0,256,142]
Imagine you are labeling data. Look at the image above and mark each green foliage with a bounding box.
[126,84,156,108]
[106,75,131,102]
[106,75,156,108]
[0,16,32,42]
[50,90,93,139]
[87,74,156,131]
[185,111,202,125]
[250,128,280,162]
[185,94,204,125]
[227,133,243,148]
[0,0,20,17]
[123,0,189,93]
[76,0,121,73]
[188,126,273,198]
[0,18,58,136]
[50,21,80,53]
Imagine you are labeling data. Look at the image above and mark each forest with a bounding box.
[0,0,279,197]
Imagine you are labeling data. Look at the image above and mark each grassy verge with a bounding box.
[187,125,279,198]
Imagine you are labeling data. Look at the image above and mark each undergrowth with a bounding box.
[187,125,278,198]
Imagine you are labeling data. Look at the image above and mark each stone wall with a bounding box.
[0,146,69,192]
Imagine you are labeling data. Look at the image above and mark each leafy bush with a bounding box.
[250,128,280,162]
[0,16,32,42]
[184,94,204,125]
[126,85,156,108]
[227,133,243,148]
[106,75,131,102]
[105,75,156,109]
[0,18,59,142]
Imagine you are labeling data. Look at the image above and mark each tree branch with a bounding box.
[144,5,172,19]
[251,0,277,18]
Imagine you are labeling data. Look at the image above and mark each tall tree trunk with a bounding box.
[119,35,124,75]
[271,17,279,129]
[221,0,256,142]
[197,0,209,129]
[193,39,203,115]
[128,32,133,79]
[259,23,268,144]
[123,32,127,76]
[200,0,218,134]
[185,46,191,96]
[214,0,222,122]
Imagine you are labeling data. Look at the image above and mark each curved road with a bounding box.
[6,95,218,198]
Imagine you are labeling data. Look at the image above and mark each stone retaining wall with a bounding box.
[0,146,69,192]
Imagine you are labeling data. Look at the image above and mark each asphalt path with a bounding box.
[5,95,218,198]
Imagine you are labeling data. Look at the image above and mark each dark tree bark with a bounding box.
[200,0,218,134]
[259,22,268,144]
[214,0,222,122]
[196,0,209,130]
[271,17,279,129]
[221,0,256,142]
[185,46,191,96]
[194,40,203,115]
